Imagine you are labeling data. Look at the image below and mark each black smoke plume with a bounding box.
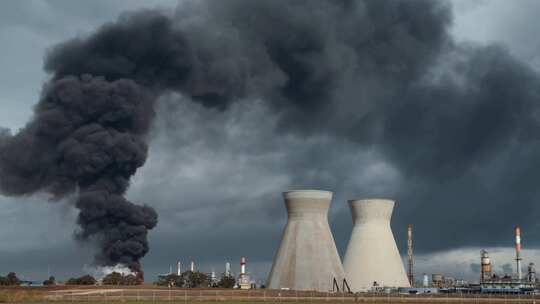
[1,0,540,269]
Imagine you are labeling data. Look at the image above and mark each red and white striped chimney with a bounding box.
[515,226,522,281]
[240,257,246,280]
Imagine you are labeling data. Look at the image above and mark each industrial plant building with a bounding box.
[267,190,346,291]
[267,191,411,292]
[342,199,410,291]
[477,227,538,294]
[169,189,540,295]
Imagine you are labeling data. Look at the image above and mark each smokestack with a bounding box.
[480,250,492,283]
[423,274,429,287]
[177,261,181,276]
[343,199,410,291]
[407,224,413,285]
[190,260,195,272]
[240,257,246,280]
[267,190,345,291]
[516,226,522,281]
[225,262,231,276]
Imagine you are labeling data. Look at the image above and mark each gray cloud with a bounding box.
[501,263,513,275]
[470,263,481,273]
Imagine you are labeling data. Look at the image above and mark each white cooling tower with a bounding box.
[343,199,410,291]
[267,190,345,291]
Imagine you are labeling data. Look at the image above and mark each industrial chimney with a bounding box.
[225,262,231,277]
[515,226,522,281]
[267,190,345,291]
[407,224,413,285]
[343,199,410,291]
[240,257,246,281]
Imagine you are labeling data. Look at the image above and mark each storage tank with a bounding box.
[432,274,443,287]
[480,250,492,283]
[528,263,536,283]
[267,190,345,291]
[343,199,410,291]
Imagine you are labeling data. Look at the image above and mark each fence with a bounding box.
[45,289,540,303]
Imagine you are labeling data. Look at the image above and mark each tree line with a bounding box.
[0,270,238,287]
[65,272,141,285]
[156,271,236,288]
[0,272,20,286]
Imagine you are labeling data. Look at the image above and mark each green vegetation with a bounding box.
[102,272,142,285]
[156,271,210,288]
[217,275,236,288]
[0,272,20,286]
[43,276,56,286]
[65,274,97,285]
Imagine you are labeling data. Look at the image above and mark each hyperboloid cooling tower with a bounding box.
[343,199,410,291]
[267,190,345,291]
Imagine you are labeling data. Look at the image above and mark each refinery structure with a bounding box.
[262,189,540,295]
[18,188,540,295]
[133,189,540,295]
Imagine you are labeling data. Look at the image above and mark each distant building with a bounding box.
[480,275,535,294]
[19,280,43,287]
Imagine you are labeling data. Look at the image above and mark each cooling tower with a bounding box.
[267,190,345,291]
[343,199,410,291]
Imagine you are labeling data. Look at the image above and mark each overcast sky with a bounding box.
[1,0,540,284]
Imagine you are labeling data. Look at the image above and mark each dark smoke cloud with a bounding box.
[0,76,157,271]
[1,0,540,271]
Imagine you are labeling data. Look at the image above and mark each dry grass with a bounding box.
[0,287,538,304]
[0,288,45,303]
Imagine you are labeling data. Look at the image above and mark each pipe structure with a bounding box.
[516,226,522,281]
[267,190,345,291]
[343,199,410,291]
[177,261,181,276]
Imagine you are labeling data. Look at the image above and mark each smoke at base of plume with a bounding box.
[1,0,540,269]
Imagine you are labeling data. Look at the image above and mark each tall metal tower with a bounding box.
[407,224,413,285]
[515,226,522,281]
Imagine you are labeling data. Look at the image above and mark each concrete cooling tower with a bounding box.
[343,199,410,291]
[267,190,345,291]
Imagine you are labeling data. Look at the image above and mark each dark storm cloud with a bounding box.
[1,0,540,274]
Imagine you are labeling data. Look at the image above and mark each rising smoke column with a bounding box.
[0,76,158,271]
